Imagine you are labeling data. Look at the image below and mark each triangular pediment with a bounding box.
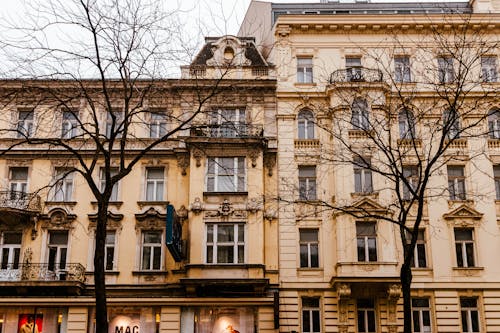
[348,198,388,213]
[443,204,483,220]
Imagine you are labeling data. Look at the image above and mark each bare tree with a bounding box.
[0,0,248,332]
[281,15,499,333]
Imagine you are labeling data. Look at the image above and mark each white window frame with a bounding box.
[0,232,22,270]
[206,157,246,192]
[301,297,321,333]
[346,56,362,81]
[299,229,319,268]
[356,222,377,262]
[481,56,497,83]
[357,299,376,333]
[206,223,245,264]
[460,298,480,333]
[149,110,168,138]
[394,56,411,83]
[298,166,317,201]
[61,109,79,139]
[354,157,373,194]
[402,166,418,200]
[106,110,124,138]
[298,109,315,139]
[100,167,119,201]
[488,109,500,139]
[47,230,69,274]
[51,168,74,202]
[443,109,460,139]
[399,109,415,139]
[351,98,369,130]
[447,165,466,200]
[210,108,246,138]
[438,56,455,83]
[145,167,165,201]
[140,230,163,271]
[454,228,475,268]
[411,298,432,333]
[297,57,313,83]
[17,110,34,138]
[9,167,28,194]
[409,229,427,268]
[494,165,500,200]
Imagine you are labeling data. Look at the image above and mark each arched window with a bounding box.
[351,98,369,130]
[298,109,315,139]
[488,109,500,139]
[443,108,460,139]
[398,108,415,139]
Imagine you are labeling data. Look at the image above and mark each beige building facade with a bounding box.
[0,36,278,333]
[241,0,500,332]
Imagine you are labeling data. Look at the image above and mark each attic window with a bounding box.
[224,47,235,61]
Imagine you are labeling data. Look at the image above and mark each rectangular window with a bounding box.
[141,231,162,270]
[297,57,313,83]
[346,56,362,81]
[394,56,411,83]
[17,110,34,138]
[357,299,376,333]
[402,166,418,200]
[455,228,475,268]
[106,110,124,138]
[0,232,22,270]
[408,229,427,268]
[447,165,466,200]
[302,297,320,333]
[145,167,164,201]
[9,167,28,194]
[481,56,497,82]
[299,166,317,200]
[52,168,74,202]
[494,165,500,200]
[48,230,68,272]
[354,157,373,193]
[412,298,432,333]
[61,110,79,139]
[299,229,319,268]
[206,157,245,192]
[438,57,455,83]
[356,222,377,262]
[105,231,116,271]
[100,167,119,201]
[210,109,246,138]
[206,223,245,264]
[149,110,168,138]
[461,298,480,333]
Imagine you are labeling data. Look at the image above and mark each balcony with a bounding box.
[329,67,383,84]
[0,263,85,296]
[190,123,264,139]
[0,191,42,225]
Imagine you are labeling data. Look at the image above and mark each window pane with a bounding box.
[142,247,151,270]
[310,244,319,267]
[153,247,161,269]
[357,238,366,261]
[300,244,309,267]
[312,311,320,332]
[217,225,234,242]
[106,247,114,270]
[4,233,22,244]
[357,310,365,332]
[456,243,464,267]
[465,243,475,267]
[417,244,427,267]
[471,310,479,332]
[367,311,376,332]
[206,246,213,263]
[207,225,213,243]
[217,245,234,263]
[368,238,377,261]
[144,232,161,243]
[300,230,318,242]
[303,310,311,332]
[455,229,472,240]
[461,311,468,332]
[50,231,68,244]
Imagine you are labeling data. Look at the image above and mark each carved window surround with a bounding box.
[39,207,77,230]
[87,211,124,230]
[443,204,483,227]
[135,207,166,230]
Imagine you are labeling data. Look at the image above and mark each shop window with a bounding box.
[447,165,466,200]
[411,298,432,333]
[0,232,22,270]
[354,157,373,194]
[206,223,245,264]
[100,167,119,201]
[302,297,321,333]
[181,307,255,333]
[51,168,74,202]
[299,229,319,268]
[356,222,377,262]
[357,299,376,333]
[298,166,317,200]
[454,228,475,268]
[297,57,313,83]
[298,109,315,139]
[145,167,165,201]
[460,298,480,333]
[141,231,162,270]
[206,157,246,192]
[17,110,34,138]
[149,109,168,138]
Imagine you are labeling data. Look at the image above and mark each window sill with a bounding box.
[85,271,120,276]
[351,192,379,199]
[45,201,77,207]
[186,264,264,269]
[452,266,484,271]
[132,270,168,275]
[203,191,248,196]
[297,267,323,271]
[294,82,317,87]
[91,201,123,208]
[137,201,168,209]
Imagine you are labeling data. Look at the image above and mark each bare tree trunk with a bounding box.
[94,201,109,333]
[401,262,413,333]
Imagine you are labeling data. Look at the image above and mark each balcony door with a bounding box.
[210,109,246,137]
[47,231,68,275]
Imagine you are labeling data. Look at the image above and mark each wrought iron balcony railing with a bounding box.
[0,191,42,212]
[0,263,86,283]
[190,123,264,138]
[329,67,383,84]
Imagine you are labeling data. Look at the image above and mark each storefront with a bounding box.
[181,307,256,333]
[0,307,68,333]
